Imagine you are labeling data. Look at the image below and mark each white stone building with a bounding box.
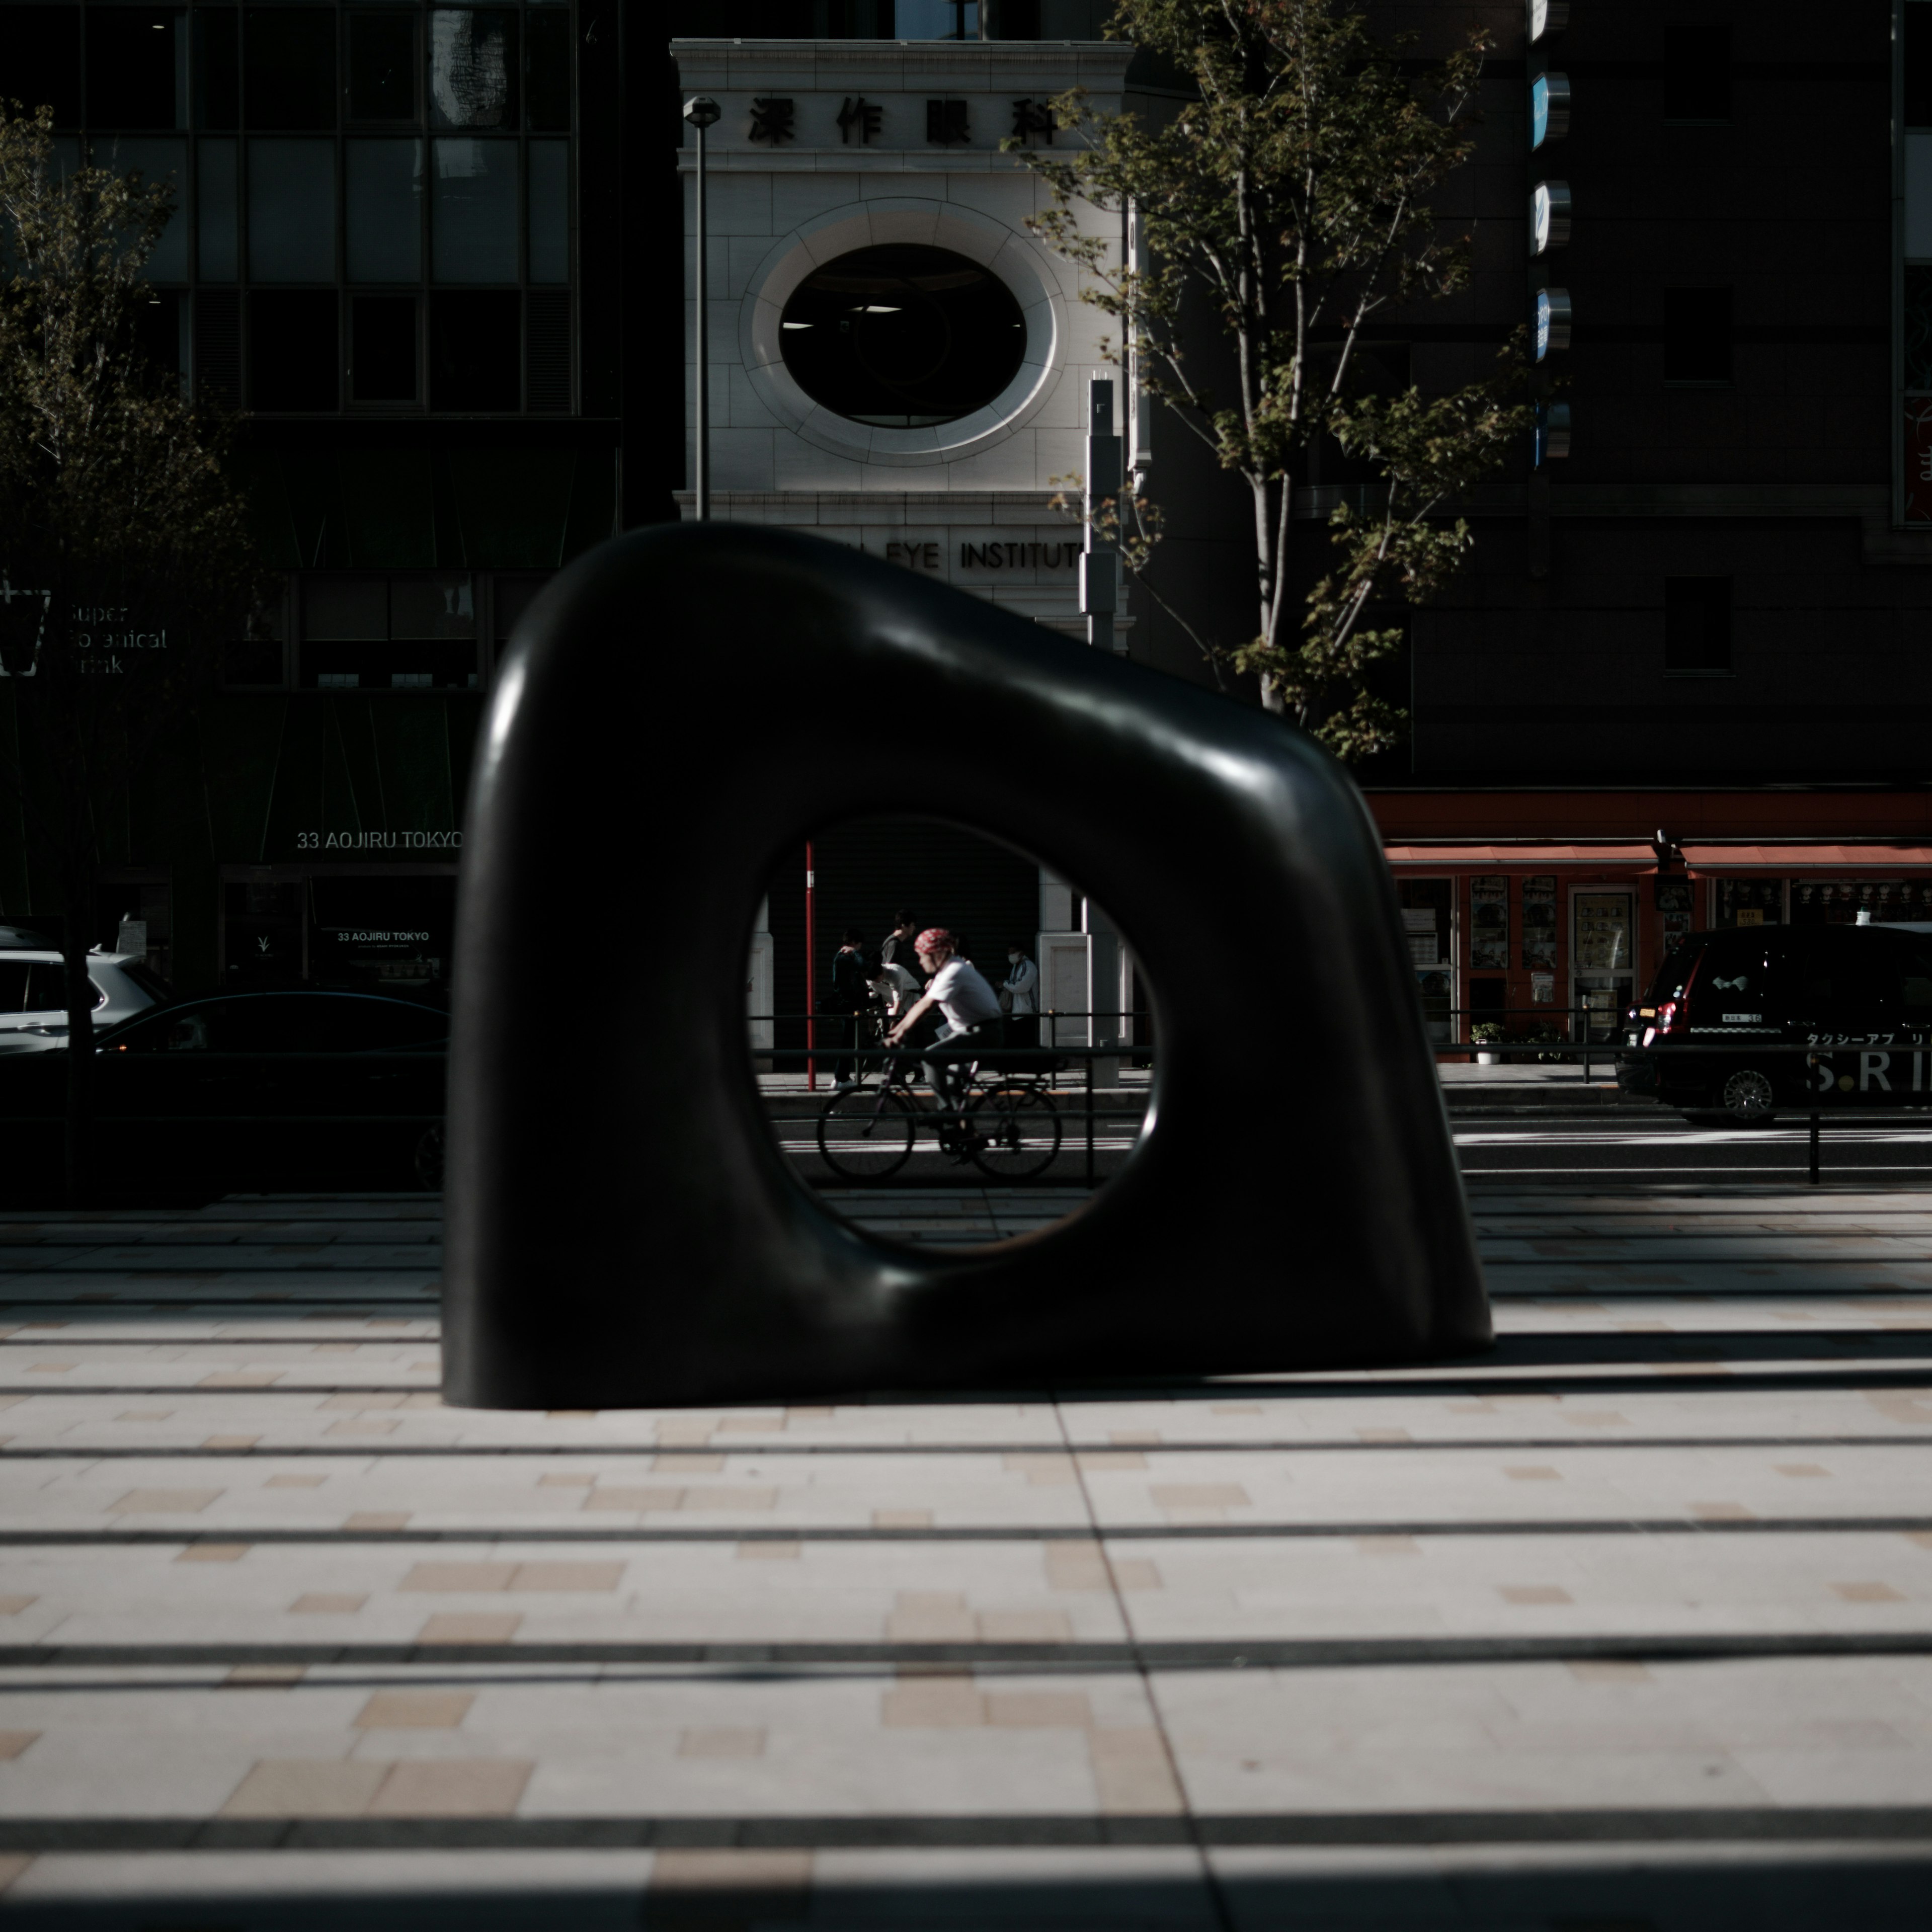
[674,37,1136,639]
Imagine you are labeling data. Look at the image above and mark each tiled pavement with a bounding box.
[0,1192,1925,1923]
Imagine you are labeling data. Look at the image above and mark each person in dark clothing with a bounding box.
[879,911,920,974]
[828,927,872,1090]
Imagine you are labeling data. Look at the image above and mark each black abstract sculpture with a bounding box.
[444,524,1489,1408]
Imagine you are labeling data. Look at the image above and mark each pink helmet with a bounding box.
[914,928,955,955]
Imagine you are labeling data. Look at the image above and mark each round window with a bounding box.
[778,244,1027,428]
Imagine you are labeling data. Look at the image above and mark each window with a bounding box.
[1910,9,1932,129]
[248,139,337,281]
[1902,945,1932,1014]
[134,294,184,389]
[1664,577,1732,676]
[244,9,338,131]
[1663,287,1731,384]
[14,8,82,127]
[430,11,519,129]
[526,10,571,130]
[779,244,1027,428]
[310,874,457,991]
[1716,878,1781,928]
[432,138,518,281]
[301,576,477,689]
[1792,879,1932,924]
[194,12,239,130]
[85,9,185,132]
[115,1005,220,1053]
[25,963,104,1013]
[198,141,238,278]
[350,295,418,403]
[106,139,188,280]
[347,12,419,123]
[430,291,520,409]
[249,292,339,411]
[223,881,303,989]
[224,599,284,699]
[347,139,423,281]
[1663,23,1730,124]
[1398,878,1454,1044]
[528,140,569,284]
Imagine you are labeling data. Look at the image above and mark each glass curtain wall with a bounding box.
[10,3,576,417]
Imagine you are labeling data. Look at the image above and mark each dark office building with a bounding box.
[1,0,651,995]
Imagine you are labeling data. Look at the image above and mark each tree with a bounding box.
[0,106,264,1205]
[1017,0,1534,760]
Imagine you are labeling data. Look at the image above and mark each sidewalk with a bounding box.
[0,1188,1924,1923]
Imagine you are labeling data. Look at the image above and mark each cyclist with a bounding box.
[884,927,1003,1156]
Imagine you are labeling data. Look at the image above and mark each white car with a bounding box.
[0,938,171,1054]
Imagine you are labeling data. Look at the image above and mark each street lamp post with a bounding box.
[683,95,721,523]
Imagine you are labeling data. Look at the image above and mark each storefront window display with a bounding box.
[1716,878,1785,928]
[1572,890,1635,1040]
[1469,876,1509,969]
[1520,876,1557,974]
[224,879,305,989]
[1790,879,1932,925]
[221,868,456,993]
[1399,877,1453,1042]
[309,874,456,991]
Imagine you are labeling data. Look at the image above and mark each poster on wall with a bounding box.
[1402,905,1441,965]
[1655,877,1694,954]
[1470,876,1509,969]
[1521,875,1557,970]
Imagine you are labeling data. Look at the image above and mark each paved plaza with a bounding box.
[0,1188,1922,1922]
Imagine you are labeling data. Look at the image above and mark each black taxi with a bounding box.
[1617,921,1932,1122]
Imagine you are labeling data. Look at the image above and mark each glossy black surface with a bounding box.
[1619,923,1932,1114]
[444,524,1490,1409]
[0,992,447,1190]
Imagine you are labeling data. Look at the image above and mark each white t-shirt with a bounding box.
[872,961,921,1013]
[927,956,1003,1031]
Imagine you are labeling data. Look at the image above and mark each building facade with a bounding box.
[3,0,632,997]
[4,0,1931,1052]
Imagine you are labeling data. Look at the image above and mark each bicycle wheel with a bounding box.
[818,1086,916,1180]
[968,1084,1062,1179]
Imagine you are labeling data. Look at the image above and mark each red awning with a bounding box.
[1683,844,1932,873]
[1382,844,1658,867]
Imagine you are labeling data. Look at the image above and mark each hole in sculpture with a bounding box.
[747,815,1156,1251]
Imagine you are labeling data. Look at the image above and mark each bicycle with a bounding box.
[816,1034,1062,1181]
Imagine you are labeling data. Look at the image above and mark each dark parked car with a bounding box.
[1618,922,1932,1123]
[0,991,447,1189]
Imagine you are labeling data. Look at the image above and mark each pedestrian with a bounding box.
[884,927,1004,1156]
[867,952,925,1084]
[826,926,871,1091]
[1002,939,1040,1062]
[880,910,921,975]
[869,953,922,1020]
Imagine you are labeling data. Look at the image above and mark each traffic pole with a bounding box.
[804,843,817,1092]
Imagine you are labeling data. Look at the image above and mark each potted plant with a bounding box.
[1471,1021,1505,1065]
